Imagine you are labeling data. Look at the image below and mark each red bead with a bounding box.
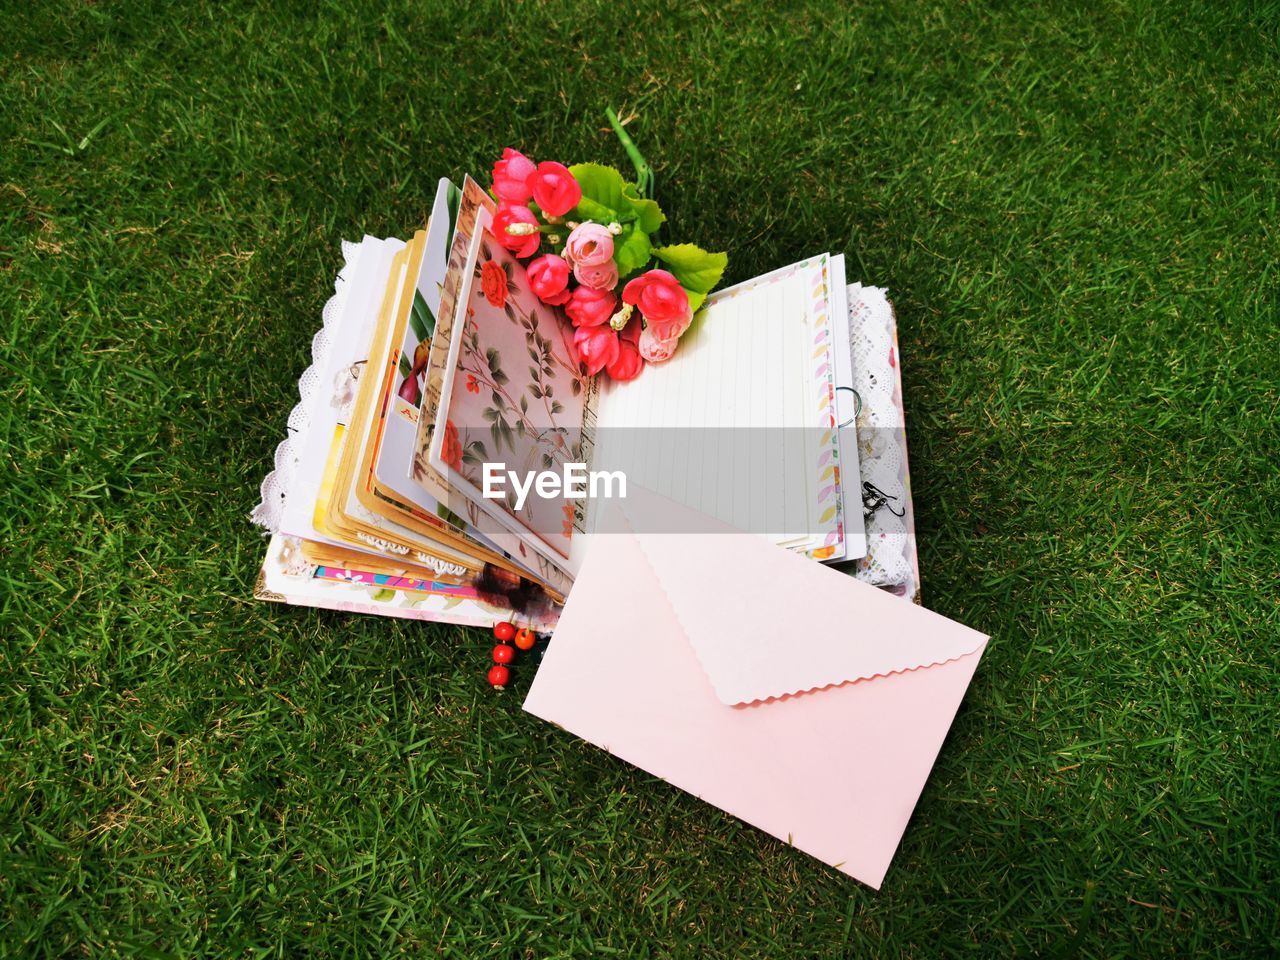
[513,628,536,651]
[492,644,515,665]
[494,621,516,642]
[487,664,510,689]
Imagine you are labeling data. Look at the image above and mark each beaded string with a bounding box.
[486,621,550,690]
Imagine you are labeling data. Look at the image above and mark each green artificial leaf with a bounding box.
[653,243,728,295]
[687,291,707,314]
[575,196,618,224]
[568,163,628,221]
[613,223,652,277]
[622,182,665,233]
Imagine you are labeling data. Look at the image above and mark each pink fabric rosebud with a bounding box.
[573,324,621,376]
[490,203,541,259]
[638,326,679,363]
[622,269,692,340]
[492,148,536,204]
[527,161,582,217]
[564,222,614,266]
[564,285,617,328]
[527,254,572,305]
[573,258,619,292]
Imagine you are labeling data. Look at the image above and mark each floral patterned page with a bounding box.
[411,176,495,506]
[431,209,589,566]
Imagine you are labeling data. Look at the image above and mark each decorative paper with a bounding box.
[432,214,588,564]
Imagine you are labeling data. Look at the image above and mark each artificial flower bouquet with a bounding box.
[254,109,922,647]
[485,113,727,382]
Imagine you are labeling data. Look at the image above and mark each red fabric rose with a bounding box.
[490,203,540,259]
[492,148,535,204]
[565,285,617,328]
[573,324,621,376]
[527,254,571,306]
[527,161,582,217]
[622,269,692,340]
[480,260,508,308]
[607,318,644,381]
[442,420,462,470]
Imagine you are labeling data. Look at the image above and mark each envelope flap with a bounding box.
[617,489,987,706]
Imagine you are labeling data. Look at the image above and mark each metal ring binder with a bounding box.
[836,385,862,428]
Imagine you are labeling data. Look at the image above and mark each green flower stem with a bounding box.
[606,107,653,200]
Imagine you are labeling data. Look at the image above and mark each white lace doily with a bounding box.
[848,285,920,600]
[250,239,362,534]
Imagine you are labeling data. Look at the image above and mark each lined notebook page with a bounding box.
[589,256,837,545]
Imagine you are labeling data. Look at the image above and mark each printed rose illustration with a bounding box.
[442,420,463,470]
[481,260,509,308]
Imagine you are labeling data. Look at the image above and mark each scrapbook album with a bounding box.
[252,172,920,626]
[248,140,979,888]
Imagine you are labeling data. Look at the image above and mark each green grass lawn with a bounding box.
[2,0,1278,956]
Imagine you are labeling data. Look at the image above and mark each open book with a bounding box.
[252,176,919,628]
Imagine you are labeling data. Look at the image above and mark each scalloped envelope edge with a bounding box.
[620,486,987,704]
[524,487,988,887]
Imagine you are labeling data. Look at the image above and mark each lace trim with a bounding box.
[250,239,362,533]
[849,285,920,599]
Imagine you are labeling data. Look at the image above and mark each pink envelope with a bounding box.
[523,490,988,888]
